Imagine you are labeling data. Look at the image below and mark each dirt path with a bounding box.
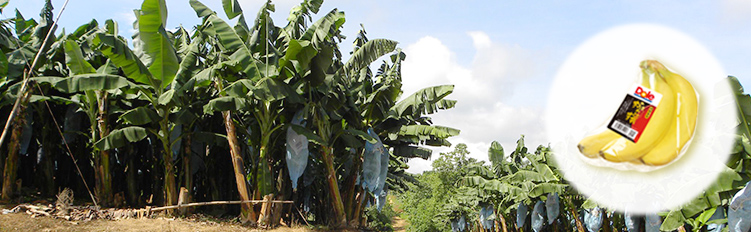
[0,213,316,232]
[392,216,407,232]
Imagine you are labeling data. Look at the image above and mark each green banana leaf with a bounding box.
[278,39,317,78]
[529,183,567,198]
[222,0,243,19]
[63,40,96,74]
[488,141,505,173]
[397,125,460,141]
[54,74,133,93]
[138,0,178,89]
[284,0,322,37]
[94,126,148,150]
[93,33,154,86]
[393,145,432,159]
[343,38,398,75]
[300,9,345,47]
[392,85,456,119]
[203,96,247,114]
[249,77,301,103]
[120,106,159,125]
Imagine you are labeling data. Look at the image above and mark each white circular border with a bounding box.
[545,24,736,213]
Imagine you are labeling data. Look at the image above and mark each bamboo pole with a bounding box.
[146,199,294,212]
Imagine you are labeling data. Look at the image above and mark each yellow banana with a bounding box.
[578,130,621,157]
[600,63,676,162]
[578,68,653,158]
[640,60,697,165]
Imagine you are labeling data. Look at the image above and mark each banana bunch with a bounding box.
[577,60,698,166]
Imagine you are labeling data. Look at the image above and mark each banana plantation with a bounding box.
[396,76,751,232]
[1,0,751,231]
[0,0,460,227]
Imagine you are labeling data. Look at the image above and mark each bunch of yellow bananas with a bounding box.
[578,60,698,166]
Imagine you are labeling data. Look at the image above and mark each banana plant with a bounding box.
[338,25,461,225]
[459,137,578,232]
[58,21,140,206]
[89,0,189,208]
[1,0,59,200]
[189,0,286,223]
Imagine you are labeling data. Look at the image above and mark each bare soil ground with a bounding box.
[388,195,407,232]
[0,212,335,232]
[391,216,407,232]
[0,203,359,232]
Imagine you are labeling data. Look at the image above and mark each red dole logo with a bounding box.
[635,86,654,102]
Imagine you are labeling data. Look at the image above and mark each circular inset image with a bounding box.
[545,24,736,213]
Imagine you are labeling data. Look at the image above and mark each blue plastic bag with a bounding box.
[480,205,495,230]
[584,207,602,232]
[546,193,560,225]
[374,142,389,196]
[285,111,308,190]
[532,200,546,232]
[730,181,751,232]
[458,216,466,232]
[376,187,388,212]
[624,213,641,232]
[451,218,460,232]
[517,202,528,228]
[362,127,386,194]
[644,214,661,232]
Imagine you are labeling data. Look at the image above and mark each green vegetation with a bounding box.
[0,0,458,229]
[397,81,751,231]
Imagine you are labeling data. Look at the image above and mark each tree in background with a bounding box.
[398,143,482,232]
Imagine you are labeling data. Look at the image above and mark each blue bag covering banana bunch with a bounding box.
[285,111,308,190]
[644,214,661,232]
[584,207,602,232]
[517,202,528,228]
[374,128,389,197]
[532,200,546,232]
[729,181,751,232]
[376,187,387,212]
[451,216,467,232]
[362,127,387,194]
[546,193,560,225]
[624,213,641,232]
[480,205,495,230]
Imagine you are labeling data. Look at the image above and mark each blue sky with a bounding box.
[8,0,751,173]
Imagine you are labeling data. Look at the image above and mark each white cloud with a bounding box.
[117,11,137,34]
[401,32,548,173]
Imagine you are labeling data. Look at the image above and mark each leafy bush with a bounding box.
[364,200,397,231]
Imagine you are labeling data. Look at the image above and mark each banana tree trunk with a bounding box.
[344,149,362,221]
[159,115,177,210]
[182,132,193,214]
[1,101,27,200]
[38,114,55,197]
[96,92,113,206]
[222,111,256,222]
[565,197,585,232]
[257,143,276,226]
[497,208,508,232]
[602,212,611,232]
[321,145,347,226]
[270,171,285,226]
[351,188,368,227]
[126,145,139,206]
